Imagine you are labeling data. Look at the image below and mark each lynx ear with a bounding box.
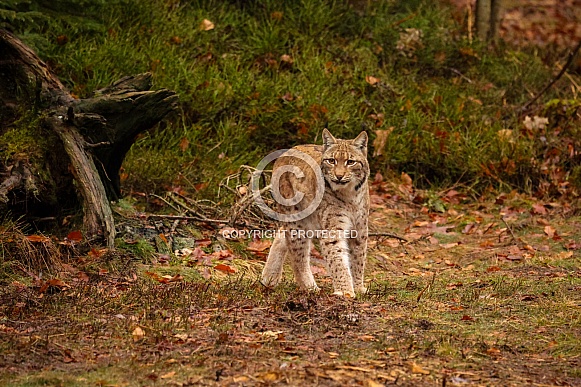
[322,128,337,148]
[353,131,368,153]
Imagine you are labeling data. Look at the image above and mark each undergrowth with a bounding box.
[3,0,580,199]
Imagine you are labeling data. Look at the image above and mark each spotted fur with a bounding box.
[261,129,370,297]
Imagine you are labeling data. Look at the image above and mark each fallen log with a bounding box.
[0,29,178,247]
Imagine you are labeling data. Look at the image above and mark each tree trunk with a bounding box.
[0,29,178,247]
[475,0,503,42]
[475,0,491,41]
[488,0,502,42]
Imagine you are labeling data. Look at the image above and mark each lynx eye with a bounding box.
[325,159,337,165]
[346,160,357,166]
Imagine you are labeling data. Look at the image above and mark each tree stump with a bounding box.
[0,29,178,247]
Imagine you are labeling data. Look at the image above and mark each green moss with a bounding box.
[115,238,156,263]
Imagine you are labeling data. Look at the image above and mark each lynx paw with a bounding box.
[355,286,368,294]
[332,290,355,298]
[307,284,321,292]
[261,273,282,288]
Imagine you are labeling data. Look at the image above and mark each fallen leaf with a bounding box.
[214,263,236,274]
[258,372,279,382]
[531,203,547,215]
[486,347,501,356]
[558,251,574,259]
[270,11,283,20]
[373,128,393,157]
[365,75,380,85]
[196,238,212,247]
[174,333,188,341]
[441,242,460,249]
[199,19,214,31]
[446,282,463,290]
[410,362,430,375]
[145,271,182,283]
[461,315,474,321]
[66,230,83,242]
[26,234,50,243]
[247,239,272,252]
[39,279,70,293]
[544,225,556,238]
[161,371,175,379]
[179,137,189,151]
[212,249,234,260]
[132,326,145,342]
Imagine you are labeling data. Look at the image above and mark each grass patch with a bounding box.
[5,0,579,198]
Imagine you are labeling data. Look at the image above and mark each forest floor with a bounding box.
[1,178,580,386]
[2,0,581,385]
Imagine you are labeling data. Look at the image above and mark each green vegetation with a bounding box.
[4,0,579,197]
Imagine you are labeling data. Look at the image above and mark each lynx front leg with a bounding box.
[287,234,319,292]
[320,235,355,297]
[261,235,287,287]
[349,229,368,294]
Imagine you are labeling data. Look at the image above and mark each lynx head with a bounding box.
[321,128,369,192]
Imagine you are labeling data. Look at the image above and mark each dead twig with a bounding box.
[417,271,436,303]
[500,216,518,244]
[519,39,581,112]
[369,231,408,242]
[445,67,473,84]
[144,213,230,225]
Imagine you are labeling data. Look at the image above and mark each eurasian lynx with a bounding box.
[261,129,370,297]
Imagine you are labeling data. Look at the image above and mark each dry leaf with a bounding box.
[401,172,413,189]
[531,203,547,215]
[486,347,501,356]
[66,230,83,242]
[280,54,293,63]
[359,335,376,342]
[270,11,283,20]
[372,128,393,157]
[174,333,188,341]
[410,362,430,375]
[258,372,279,382]
[179,137,189,151]
[160,371,175,379]
[200,19,214,31]
[365,75,380,85]
[247,239,272,252]
[214,263,236,274]
[26,234,50,243]
[132,326,145,342]
[544,225,556,238]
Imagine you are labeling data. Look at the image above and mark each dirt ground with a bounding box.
[1,175,580,386]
